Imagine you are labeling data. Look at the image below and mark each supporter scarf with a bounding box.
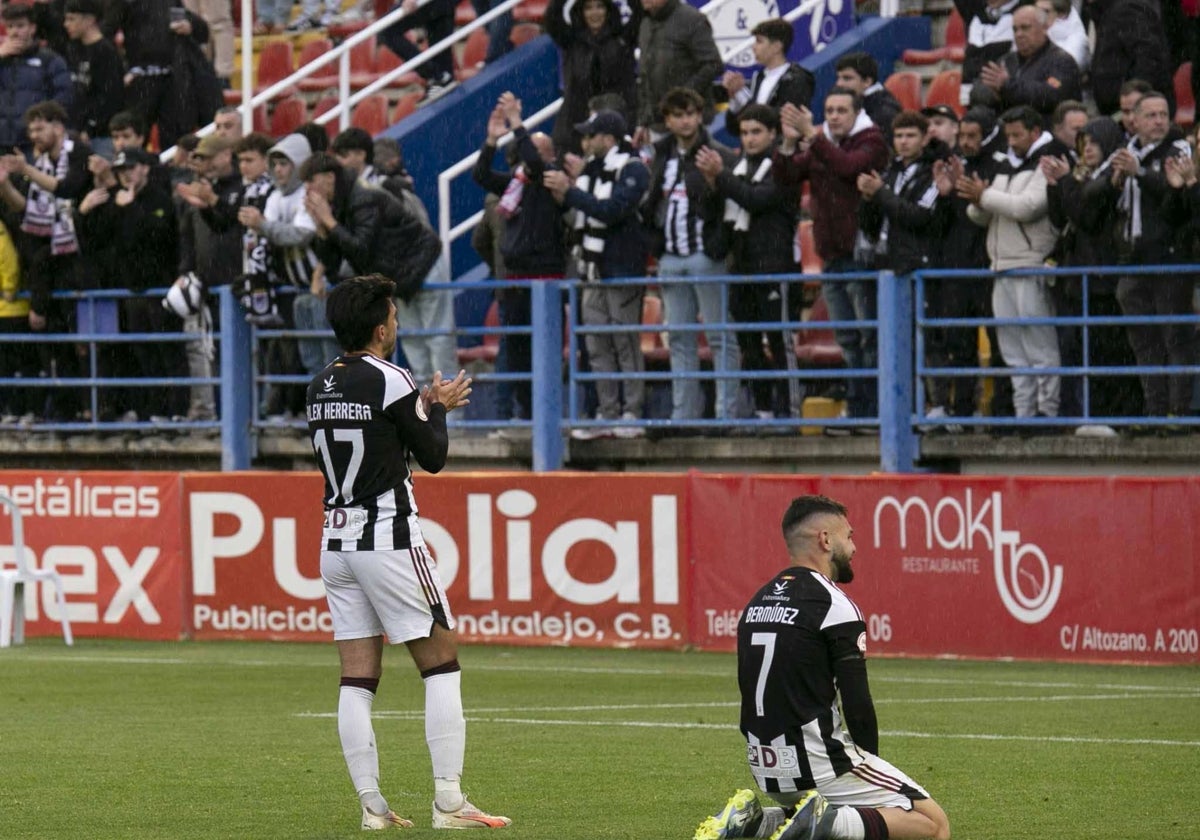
[1116,138,1191,242]
[572,145,632,280]
[723,155,771,232]
[21,137,78,256]
[497,166,529,219]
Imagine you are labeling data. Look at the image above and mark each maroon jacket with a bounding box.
[773,117,890,264]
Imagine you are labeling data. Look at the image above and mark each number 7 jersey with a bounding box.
[306,354,450,551]
[737,567,869,794]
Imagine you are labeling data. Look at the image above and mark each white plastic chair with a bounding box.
[0,492,74,648]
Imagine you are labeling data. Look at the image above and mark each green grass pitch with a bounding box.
[0,640,1196,839]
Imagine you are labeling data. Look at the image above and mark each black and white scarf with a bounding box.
[22,138,78,256]
[1115,137,1191,241]
[242,173,275,276]
[572,145,632,281]
[723,155,771,232]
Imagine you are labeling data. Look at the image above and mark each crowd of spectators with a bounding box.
[2,0,1199,439]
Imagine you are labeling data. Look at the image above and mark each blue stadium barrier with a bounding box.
[5,264,1199,472]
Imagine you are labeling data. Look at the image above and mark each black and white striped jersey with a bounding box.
[737,567,870,792]
[306,353,448,551]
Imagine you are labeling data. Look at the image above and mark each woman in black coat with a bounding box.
[545,0,641,154]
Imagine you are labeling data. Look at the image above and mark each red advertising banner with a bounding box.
[687,475,1200,664]
[0,471,185,640]
[8,470,1195,663]
[180,471,690,648]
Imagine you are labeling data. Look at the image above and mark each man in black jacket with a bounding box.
[471,91,566,422]
[63,0,123,160]
[302,153,456,386]
[77,146,185,421]
[1093,91,1195,423]
[697,103,799,422]
[722,19,814,138]
[977,4,1081,121]
[644,87,739,425]
[1087,0,1173,117]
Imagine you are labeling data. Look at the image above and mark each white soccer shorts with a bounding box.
[321,545,456,643]
[766,754,929,811]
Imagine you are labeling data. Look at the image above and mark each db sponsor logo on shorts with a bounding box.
[748,744,800,778]
[873,489,1063,624]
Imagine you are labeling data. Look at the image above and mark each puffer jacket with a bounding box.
[0,45,72,150]
[314,167,441,302]
[772,110,890,264]
[545,0,640,150]
[635,0,724,132]
[967,131,1059,270]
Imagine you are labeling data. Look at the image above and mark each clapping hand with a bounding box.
[932,156,963,197]
[422,369,473,414]
[955,173,988,204]
[543,169,572,201]
[1040,155,1071,186]
[857,170,884,200]
[1165,154,1197,188]
[978,61,1009,91]
[722,70,746,96]
[694,146,723,182]
[485,105,508,143]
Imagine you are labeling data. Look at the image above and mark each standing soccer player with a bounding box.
[307,274,511,831]
[696,495,949,840]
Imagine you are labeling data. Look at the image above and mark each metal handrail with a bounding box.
[435,0,826,275]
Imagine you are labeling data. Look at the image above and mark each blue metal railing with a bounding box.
[5,264,1199,473]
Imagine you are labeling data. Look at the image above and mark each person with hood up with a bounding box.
[1040,116,1141,427]
[239,132,337,380]
[545,0,641,154]
[301,152,456,386]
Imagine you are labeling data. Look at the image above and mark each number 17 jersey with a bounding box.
[737,567,869,793]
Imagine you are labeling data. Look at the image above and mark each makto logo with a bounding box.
[872,490,1063,624]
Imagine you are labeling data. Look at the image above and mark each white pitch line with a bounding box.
[4,652,1197,697]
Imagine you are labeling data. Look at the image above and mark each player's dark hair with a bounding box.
[739,104,780,133]
[1134,92,1169,114]
[234,131,274,157]
[892,110,929,134]
[1000,105,1042,132]
[835,51,879,84]
[781,495,848,542]
[296,121,330,153]
[825,86,863,113]
[332,127,375,163]
[751,18,794,53]
[325,274,397,352]
[659,87,705,117]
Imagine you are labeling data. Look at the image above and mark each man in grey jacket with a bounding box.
[634,0,723,146]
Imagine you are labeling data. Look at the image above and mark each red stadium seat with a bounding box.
[794,291,845,367]
[797,220,823,276]
[350,94,391,135]
[457,299,501,364]
[312,95,343,140]
[514,0,546,22]
[374,47,425,89]
[296,37,339,93]
[640,294,670,365]
[255,40,295,97]
[1176,62,1195,128]
[270,96,307,138]
[455,0,476,26]
[884,71,922,112]
[510,22,541,47]
[924,69,964,116]
[349,37,379,90]
[392,91,423,122]
[455,29,489,81]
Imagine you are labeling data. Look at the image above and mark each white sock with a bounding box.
[338,685,385,810]
[831,806,866,840]
[424,671,466,811]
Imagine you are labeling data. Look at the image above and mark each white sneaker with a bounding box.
[362,806,414,830]
[432,798,511,829]
[612,411,645,438]
[1075,423,1118,438]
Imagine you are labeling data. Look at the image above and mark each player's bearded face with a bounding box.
[830,542,855,583]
